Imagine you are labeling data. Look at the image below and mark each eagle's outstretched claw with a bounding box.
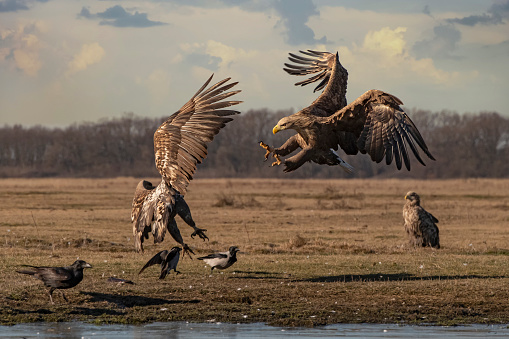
[271,154,282,167]
[182,244,195,259]
[259,141,273,160]
[191,228,209,241]
[259,141,282,166]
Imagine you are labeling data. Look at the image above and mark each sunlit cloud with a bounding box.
[66,42,105,76]
[0,22,43,76]
[339,26,474,87]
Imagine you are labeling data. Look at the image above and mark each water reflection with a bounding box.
[2,322,509,338]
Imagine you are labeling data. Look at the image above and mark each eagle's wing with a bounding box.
[154,74,242,195]
[138,250,168,275]
[423,209,439,224]
[326,90,435,170]
[283,50,336,93]
[132,181,158,253]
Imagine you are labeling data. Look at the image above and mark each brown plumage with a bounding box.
[260,50,435,173]
[403,191,440,249]
[132,75,242,253]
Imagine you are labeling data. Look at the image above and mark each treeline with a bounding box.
[1,109,508,179]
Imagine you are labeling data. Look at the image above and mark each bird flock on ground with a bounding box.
[17,49,439,303]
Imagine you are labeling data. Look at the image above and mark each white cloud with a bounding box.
[339,26,475,87]
[0,23,43,76]
[66,42,105,76]
[205,40,257,69]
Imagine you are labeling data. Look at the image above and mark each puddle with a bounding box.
[1,322,508,338]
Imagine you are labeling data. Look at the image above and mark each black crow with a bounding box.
[198,246,240,272]
[16,259,92,304]
[138,247,181,279]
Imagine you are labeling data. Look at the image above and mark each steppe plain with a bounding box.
[1,177,509,327]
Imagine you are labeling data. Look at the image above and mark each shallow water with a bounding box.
[1,322,509,338]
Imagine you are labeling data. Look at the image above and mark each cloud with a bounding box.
[136,68,172,106]
[362,26,407,57]
[205,40,256,68]
[0,23,43,76]
[422,5,433,19]
[66,42,105,76]
[446,0,509,26]
[273,0,327,45]
[413,24,461,59]
[78,5,166,28]
[339,27,472,87]
[0,0,28,12]
[0,0,48,12]
[178,40,256,70]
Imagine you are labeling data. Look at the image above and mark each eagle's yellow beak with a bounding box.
[273,125,281,134]
[404,195,408,199]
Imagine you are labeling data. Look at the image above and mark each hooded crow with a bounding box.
[138,247,181,279]
[198,246,239,272]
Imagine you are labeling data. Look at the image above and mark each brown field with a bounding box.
[1,177,509,327]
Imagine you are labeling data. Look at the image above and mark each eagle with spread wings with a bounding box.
[260,50,435,173]
[131,75,242,253]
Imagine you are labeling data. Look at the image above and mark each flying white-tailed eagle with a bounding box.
[132,75,242,253]
[260,50,435,173]
[403,191,440,249]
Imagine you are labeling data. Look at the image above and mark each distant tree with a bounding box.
[0,109,507,179]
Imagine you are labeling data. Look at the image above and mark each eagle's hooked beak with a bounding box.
[273,125,281,134]
[404,195,408,200]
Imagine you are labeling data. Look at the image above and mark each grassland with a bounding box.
[1,177,509,327]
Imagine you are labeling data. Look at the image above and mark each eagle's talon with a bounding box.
[182,244,195,259]
[271,154,282,166]
[259,141,275,161]
[191,228,209,241]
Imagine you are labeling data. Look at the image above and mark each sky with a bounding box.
[1,0,508,127]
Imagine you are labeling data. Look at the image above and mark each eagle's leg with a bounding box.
[167,218,195,258]
[175,196,209,241]
[259,142,281,166]
[260,134,300,167]
[283,147,314,173]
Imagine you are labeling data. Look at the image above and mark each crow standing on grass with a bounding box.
[138,247,182,279]
[16,260,92,304]
[198,246,240,272]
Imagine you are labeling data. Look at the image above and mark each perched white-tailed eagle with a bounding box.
[132,75,242,253]
[403,191,440,249]
[260,50,435,173]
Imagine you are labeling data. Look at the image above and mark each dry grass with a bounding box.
[1,177,509,326]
